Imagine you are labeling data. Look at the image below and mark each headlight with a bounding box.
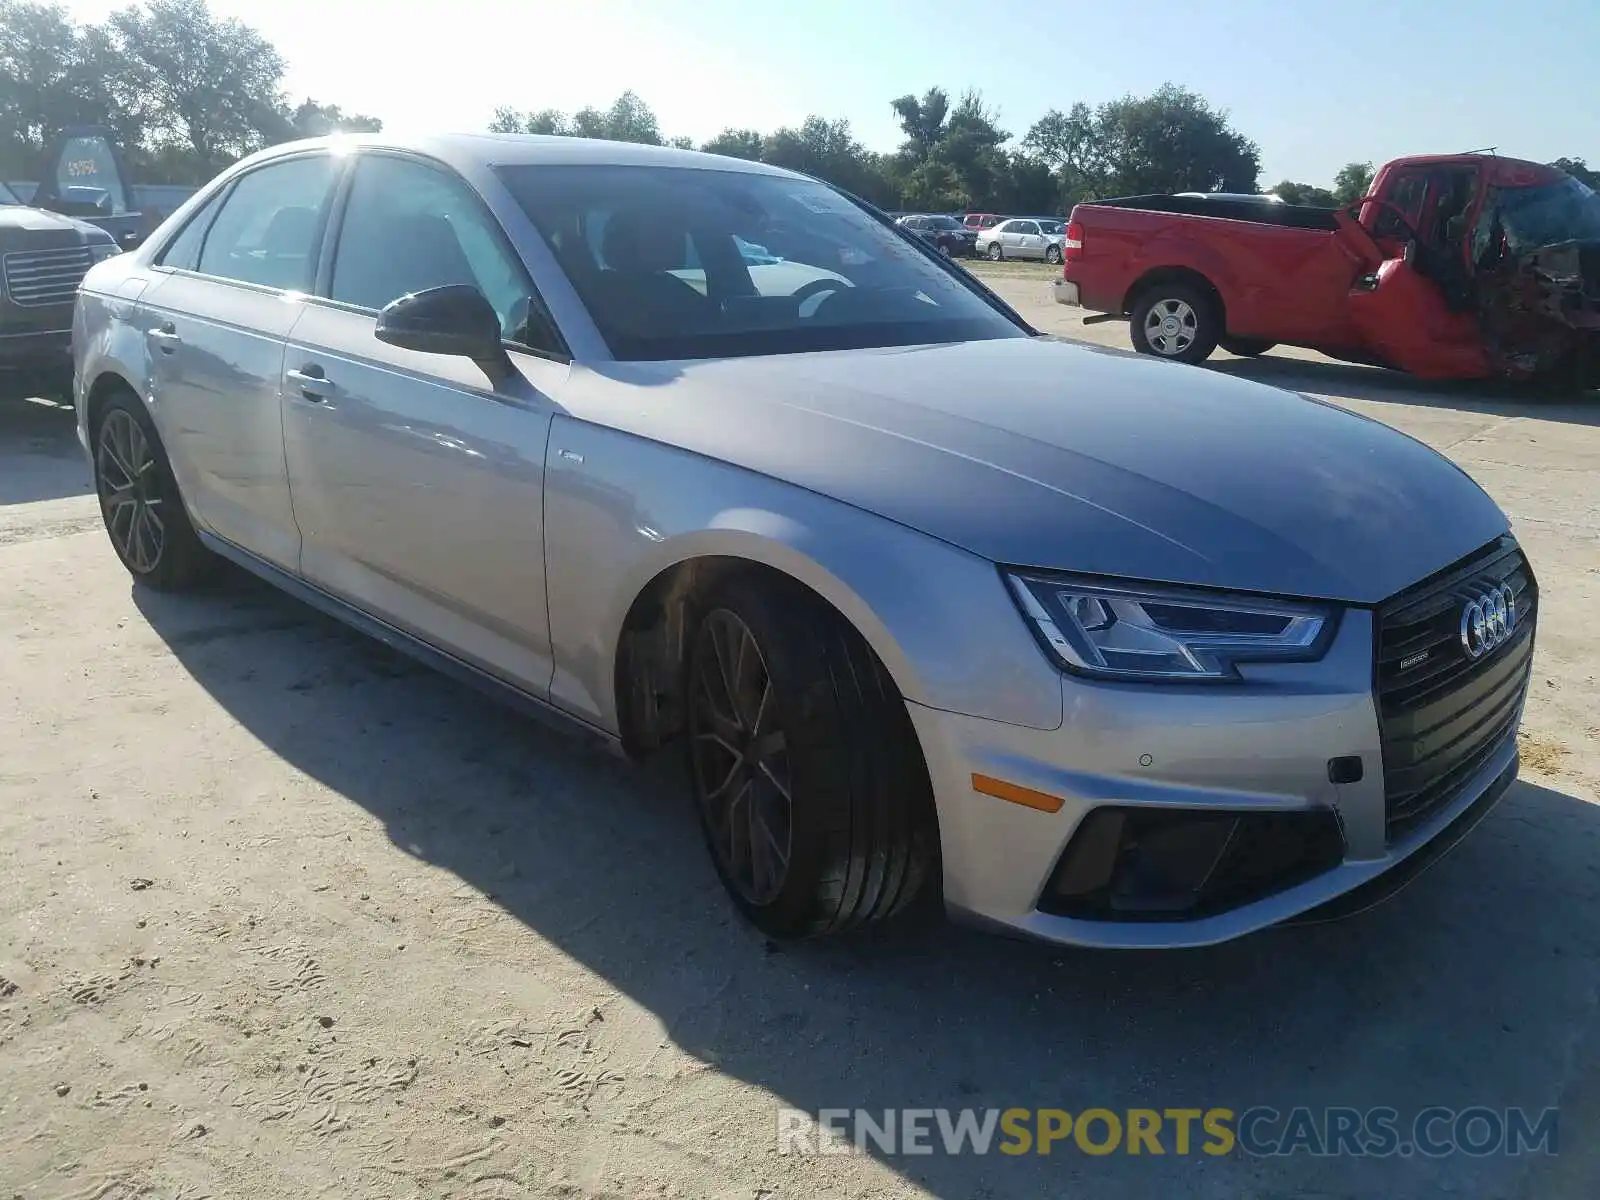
[88,241,122,263]
[1006,571,1335,681]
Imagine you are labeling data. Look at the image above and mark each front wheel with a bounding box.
[684,573,937,940]
[1045,245,1063,265]
[93,393,213,590]
[987,242,1003,261]
[1129,284,1222,365]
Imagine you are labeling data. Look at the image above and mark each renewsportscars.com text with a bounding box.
[776,1106,1558,1158]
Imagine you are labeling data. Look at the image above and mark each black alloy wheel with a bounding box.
[689,607,794,908]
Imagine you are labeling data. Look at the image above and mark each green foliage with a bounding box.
[1551,157,1600,189]
[4,5,1591,218]
[1271,180,1338,207]
[0,0,378,183]
[1024,84,1260,207]
[1332,161,1375,205]
[700,128,765,161]
[489,91,663,145]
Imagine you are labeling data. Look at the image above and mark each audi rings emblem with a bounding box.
[1460,584,1518,659]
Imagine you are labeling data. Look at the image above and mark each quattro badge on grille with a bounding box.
[1460,583,1518,660]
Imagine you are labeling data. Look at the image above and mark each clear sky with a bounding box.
[64,0,1599,185]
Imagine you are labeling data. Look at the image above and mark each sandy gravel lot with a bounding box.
[3,270,1599,1199]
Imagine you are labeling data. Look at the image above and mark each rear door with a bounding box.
[138,151,341,569]
[281,150,568,697]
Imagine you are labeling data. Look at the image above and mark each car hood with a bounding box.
[567,337,1510,604]
[0,203,101,245]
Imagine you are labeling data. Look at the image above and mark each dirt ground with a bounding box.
[3,270,1599,1199]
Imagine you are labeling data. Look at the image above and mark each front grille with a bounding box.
[1375,537,1536,838]
[3,245,93,307]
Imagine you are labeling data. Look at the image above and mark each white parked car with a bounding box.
[976,218,1065,263]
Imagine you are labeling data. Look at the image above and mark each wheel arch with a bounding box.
[608,528,935,760]
[84,366,144,439]
[1121,265,1227,324]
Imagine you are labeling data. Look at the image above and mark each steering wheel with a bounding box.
[792,278,844,318]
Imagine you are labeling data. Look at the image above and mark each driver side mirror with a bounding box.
[375,284,510,380]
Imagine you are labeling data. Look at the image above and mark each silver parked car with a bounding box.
[74,134,1536,948]
[976,217,1065,263]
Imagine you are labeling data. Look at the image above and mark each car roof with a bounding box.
[1384,154,1566,187]
[231,132,809,182]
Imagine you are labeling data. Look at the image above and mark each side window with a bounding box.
[329,154,562,354]
[196,156,337,290]
[1374,172,1427,239]
[1017,221,1040,236]
[155,188,228,272]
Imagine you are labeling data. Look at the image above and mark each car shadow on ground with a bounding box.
[0,393,92,505]
[132,569,1599,1197]
[1207,355,1600,424]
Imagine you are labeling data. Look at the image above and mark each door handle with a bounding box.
[285,365,334,402]
[149,323,180,353]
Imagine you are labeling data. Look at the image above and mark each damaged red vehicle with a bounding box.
[1054,154,1600,390]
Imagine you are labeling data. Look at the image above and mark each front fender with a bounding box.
[542,416,1064,735]
[73,271,155,451]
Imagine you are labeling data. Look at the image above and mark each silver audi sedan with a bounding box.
[73,134,1536,948]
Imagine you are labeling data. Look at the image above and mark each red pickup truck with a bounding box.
[1053,154,1600,389]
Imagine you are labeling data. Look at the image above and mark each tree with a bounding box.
[1332,161,1375,205]
[0,1,119,176]
[1551,157,1600,189]
[1271,179,1337,207]
[486,90,662,145]
[489,105,567,135]
[700,128,764,161]
[752,116,897,206]
[105,0,289,181]
[890,86,950,160]
[1025,84,1260,202]
[287,99,382,138]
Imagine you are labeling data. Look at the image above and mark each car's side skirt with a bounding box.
[195,530,626,758]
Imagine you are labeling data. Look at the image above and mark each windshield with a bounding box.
[497,164,1025,361]
[1491,177,1600,251]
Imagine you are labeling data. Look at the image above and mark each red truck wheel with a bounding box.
[1130,284,1222,365]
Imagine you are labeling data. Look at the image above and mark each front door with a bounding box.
[281,151,569,697]
[139,152,340,569]
[1348,166,1489,378]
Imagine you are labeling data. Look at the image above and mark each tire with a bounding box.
[92,391,214,591]
[1129,282,1222,365]
[1045,245,1062,265]
[684,572,937,940]
[987,241,1003,261]
[938,242,951,258]
[1220,337,1275,357]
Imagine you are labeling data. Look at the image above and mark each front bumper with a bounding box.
[0,324,72,372]
[908,605,1527,948]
